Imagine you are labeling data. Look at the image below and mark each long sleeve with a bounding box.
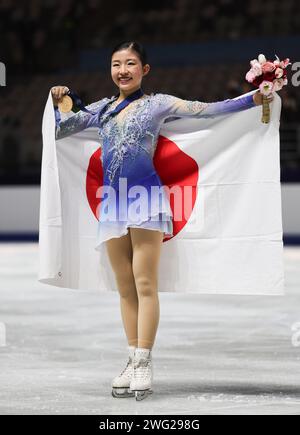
[55,97,109,140]
[156,93,256,121]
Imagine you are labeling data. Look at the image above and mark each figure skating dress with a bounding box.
[55,91,256,249]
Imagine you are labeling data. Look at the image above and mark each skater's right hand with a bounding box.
[51,86,70,106]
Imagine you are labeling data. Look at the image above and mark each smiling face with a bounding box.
[111,48,150,97]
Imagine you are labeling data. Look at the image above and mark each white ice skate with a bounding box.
[130,347,153,401]
[111,345,136,398]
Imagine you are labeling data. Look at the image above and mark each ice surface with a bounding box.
[0,243,300,415]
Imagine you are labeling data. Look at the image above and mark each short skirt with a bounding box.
[94,212,173,250]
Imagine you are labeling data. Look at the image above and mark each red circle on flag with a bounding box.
[86,135,199,242]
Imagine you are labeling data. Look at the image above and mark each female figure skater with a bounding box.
[51,41,273,401]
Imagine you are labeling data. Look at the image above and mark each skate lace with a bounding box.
[133,357,151,379]
[119,357,133,377]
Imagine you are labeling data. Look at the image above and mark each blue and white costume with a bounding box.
[55,91,256,247]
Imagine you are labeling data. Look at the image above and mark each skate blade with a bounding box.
[134,389,153,401]
[112,388,135,398]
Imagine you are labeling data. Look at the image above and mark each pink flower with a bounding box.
[280,58,291,69]
[249,61,262,76]
[262,62,276,73]
[259,80,274,95]
[272,78,284,91]
[283,77,288,85]
[245,69,256,82]
[275,68,284,78]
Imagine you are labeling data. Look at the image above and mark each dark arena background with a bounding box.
[0,0,300,416]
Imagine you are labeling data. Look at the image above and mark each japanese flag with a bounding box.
[38,90,285,295]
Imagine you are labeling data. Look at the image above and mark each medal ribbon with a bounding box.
[54,88,144,128]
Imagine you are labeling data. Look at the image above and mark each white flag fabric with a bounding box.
[38,90,285,295]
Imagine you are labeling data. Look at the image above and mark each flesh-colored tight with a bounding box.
[105,227,164,349]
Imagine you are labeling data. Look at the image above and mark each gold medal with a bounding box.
[58,95,73,113]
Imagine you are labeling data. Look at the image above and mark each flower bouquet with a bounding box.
[245,54,291,123]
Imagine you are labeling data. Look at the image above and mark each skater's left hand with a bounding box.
[253,90,274,106]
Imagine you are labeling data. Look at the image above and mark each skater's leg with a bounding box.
[130,228,164,349]
[105,232,138,347]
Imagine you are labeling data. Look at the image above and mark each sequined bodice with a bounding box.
[98,94,160,185]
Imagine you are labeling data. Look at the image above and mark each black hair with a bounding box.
[110,41,148,66]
